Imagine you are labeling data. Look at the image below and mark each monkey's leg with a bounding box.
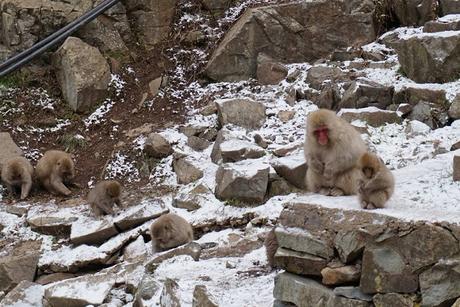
[50,174,71,196]
[42,179,58,195]
[99,201,115,215]
[367,190,388,209]
[4,183,15,196]
[334,168,361,195]
[20,180,32,199]
[91,203,104,216]
[306,168,325,193]
[330,187,345,196]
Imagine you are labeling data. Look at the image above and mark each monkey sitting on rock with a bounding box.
[150,213,194,252]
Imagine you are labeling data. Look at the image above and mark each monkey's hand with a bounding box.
[323,163,336,180]
[309,157,324,174]
[358,180,365,194]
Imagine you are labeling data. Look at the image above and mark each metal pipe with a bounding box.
[0,0,121,77]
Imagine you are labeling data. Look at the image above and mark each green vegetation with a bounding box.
[0,70,30,88]
[59,134,87,152]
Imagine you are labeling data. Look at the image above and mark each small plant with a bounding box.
[0,70,30,88]
[397,66,407,77]
[59,134,87,152]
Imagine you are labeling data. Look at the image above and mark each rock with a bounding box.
[273,143,302,157]
[219,139,266,163]
[146,242,202,268]
[333,287,373,302]
[0,132,23,171]
[172,193,203,211]
[254,134,269,149]
[424,17,460,32]
[35,273,75,285]
[451,141,460,151]
[391,0,438,26]
[172,157,203,184]
[274,272,371,307]
[453,297,460,307]
[256,53,288,85]
[334,229,369,264]
[216,98,266,129]
[160,278,181,307]
[314,83,342,110]
[274,248,327,276]
[306,66,349,90]
[123,236,148,262]
[45,273,116,307]
[338,107,402,127]
[339,80,394,109]
[188,136,211,151]
[271,154,307,189]
[321,266,361,286]
[5,204,28,217]
[199,102,218,116]
[201,0,232,14]
[0,281,44,307]
[205,1,376,81]
[396,103,413,116]
[360,247,418,294]
[133,273,160,306]
[70,218,118,246]
[373,293,416,307]
[393,87,447,106]
[0,241,41,292]
[440,0,460,15]
[27,215,76,236]
[192,285,218,307]
[148,77,162,97]
[144,133,173,158]
[215,161,269,204]
[278,110,296,123]
[395,31,460,83]
[53,37,111,113]
[268,177,298,197]
[419,256,460,307]
[275,227,334,259]
[114,200,168,231]
[408,100,449,129]
[454,155,460,181]
[449,94,460,119]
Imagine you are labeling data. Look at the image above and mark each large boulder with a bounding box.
[391,0,438,26]
[0,281,44,307]
[338,107,402,127]
[440,0,460,15]
[216,98,266,130]
[339,80,394,109]
[205,0,376,81]
[53,37,111,113]
[0,132,23,171]
[395,31,460,83]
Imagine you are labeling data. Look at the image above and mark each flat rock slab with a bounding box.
[338,107,402,127]
[219,139,266,163]
[0,281,44,307]
[45,273,116,307]
[275,227,333,259]
[216,98,266,130]
[27,215,77,236]
[70,218,118,246]
[114,199,168,231]
[274,247,327,276]
[271,154,307,189]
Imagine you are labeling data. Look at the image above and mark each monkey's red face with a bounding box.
[314,125,329,146]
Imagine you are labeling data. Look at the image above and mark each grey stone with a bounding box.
[274,247,327,276]
[440,0,460,15]
[334,229,368,263]
[373,293,417,307]
[268,178,298,197]
[278,110,296,123]
[391,0,438,26]
[53,37,110,113]
[306,66,349,90]
[199,102,217,116]
[114,200,168,231]
[27,215,76,236]
[333,287,373,302]
[70,218,118,246]
[339,80,394,109]
[256,53,288,85]
[0,281,44,307]
[173,157,203,184]
[148,77,162,97]
[424,18,460,32]
[339,107,402,127]
[160,278,181,307]
[144,133,173,158]
[449,94,460,119]
[271,154,307,189]
[192,285,218,307]
[173,194,203,211]
[216,98,266,130]
[205,1,376,81]
[219,139,265,163]
[215,162,269,204]
[274,272,371,307]
[123,236,148,262]
[133,273,160,306]
[395,31,460,83]
[420,256,460,307]
[408,100,448,129]
[35,273,75,285]
[0,132,23,171]
[146,242,202,268]
[360,247,418,294]
[454,155,460,181]
[188,136,211,152]
[253,134,269,149]
[321,266,361,286]
[211,129,236,164]
[393,87,447,106]
[275,227,334,259]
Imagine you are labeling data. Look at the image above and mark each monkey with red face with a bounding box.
[304,109,367,196]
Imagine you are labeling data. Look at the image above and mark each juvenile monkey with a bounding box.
[358,152,394,209]
[35,150,75,196]
[304,109,367,196]
[264,227,278,268]
[150,213,194,252]
[1,156,34,199]
[88,180,122,216]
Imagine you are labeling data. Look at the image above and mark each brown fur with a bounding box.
[1,156,34,199]
[264,227,278,268]
[150,213,194,252]
[304,109,367,196]
[358,152,395,209]
[35,150,75,196]
[88,180,122,216]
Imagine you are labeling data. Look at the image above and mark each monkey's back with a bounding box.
[36,150,73,180]
[151,213,194,250]
[1,156,34,183]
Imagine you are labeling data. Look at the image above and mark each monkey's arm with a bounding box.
[50,173,72,196]
[20,180,32,199]
[324,152,357,179]
[364,172,391,192]
[114,198,122,208]
[307,155,324,174]
[98,201,115,215]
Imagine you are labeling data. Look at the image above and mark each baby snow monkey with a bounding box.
[1,156,34,199]
[358,152,395,209]
[150,213,194,252]
[88,180,122,216]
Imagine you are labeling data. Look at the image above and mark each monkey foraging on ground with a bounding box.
[88,180,122,216]
[1,156,34,200]
[264,227,278,268]
[358,152,394,209]
[35,150,75,196]
[150,213,194,252]
[304,109,367,196]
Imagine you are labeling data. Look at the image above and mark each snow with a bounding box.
[437,14,460,22]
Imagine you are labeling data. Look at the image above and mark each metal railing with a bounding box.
[0,0,121,77]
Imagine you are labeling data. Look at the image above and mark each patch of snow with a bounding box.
[104,152,140,183]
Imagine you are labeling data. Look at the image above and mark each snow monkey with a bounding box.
[358,152,394,209]
[36,150,75,196]
[304,109,367,196]
[264,227,279,268]
[150,213,194,252]
[88,180,122,216]
[1,156,34,199]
